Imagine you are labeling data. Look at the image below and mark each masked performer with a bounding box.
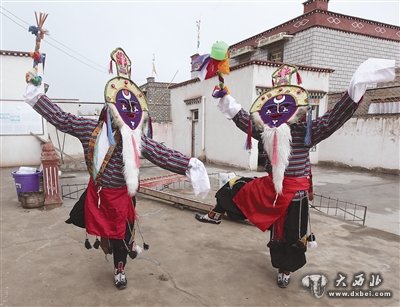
[25,48,210,290]
[196,58,395,288]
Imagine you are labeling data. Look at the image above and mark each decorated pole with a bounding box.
[25,12,61,206]
[25,11,48,86]
[190,40,230,95]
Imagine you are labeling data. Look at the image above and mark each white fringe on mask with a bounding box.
[261,123,292,194]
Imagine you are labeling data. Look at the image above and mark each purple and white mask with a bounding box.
[259,94,297,128]
[115,89,143,130]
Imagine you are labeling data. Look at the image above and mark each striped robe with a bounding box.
[33,95,190,188]
[33,95,191,238]
[231,91,359,272]
[233,91,358,179]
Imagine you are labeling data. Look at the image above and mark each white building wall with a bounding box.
[1,54,32,99]
[284,28,400,92]
[319,116,400,170]
[205,66,257,169]
[171,66,257,169]
[2,101,96,167]
[151,122,173,148]
[45,102,88,162]
[171,64,331,170]
[170,85,200,156]
[0,50,173,168]
[1,54,46,167]
[1,101,46,167]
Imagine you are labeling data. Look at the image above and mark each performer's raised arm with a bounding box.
[310,58,395,146]
[24,83,97,139]
[214,92,262,140]
[197,58,395,290]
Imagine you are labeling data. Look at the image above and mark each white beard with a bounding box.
[108,103,143,196]
[259,120,292,194]
[120,125,142,196]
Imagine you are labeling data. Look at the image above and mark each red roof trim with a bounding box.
[230,9,400,49]
[295,25,400,42]
[0,50,31,57]
[231,60,334,73]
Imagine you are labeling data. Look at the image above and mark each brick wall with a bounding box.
[328,68,400,116]
[140,80,171,122]
[284,28,400,92]
[229,28,399,93]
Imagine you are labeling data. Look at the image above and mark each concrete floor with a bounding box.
[1,164,399,307]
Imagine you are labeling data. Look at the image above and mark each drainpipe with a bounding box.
[201,96,206,154]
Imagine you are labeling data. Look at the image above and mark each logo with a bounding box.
[302,272,392,299]
[301,274,328,298]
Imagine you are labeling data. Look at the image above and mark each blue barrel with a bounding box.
[11,170,42,194]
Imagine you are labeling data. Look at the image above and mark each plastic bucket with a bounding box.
[11,170,42,194]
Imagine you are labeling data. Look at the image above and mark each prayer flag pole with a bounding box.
[26,11,49,86]
[196,18,201,52]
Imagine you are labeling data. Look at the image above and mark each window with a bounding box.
[269,49,283,62]
[192,109,199,121]
[268,43,284,62]
[236,53,253,65]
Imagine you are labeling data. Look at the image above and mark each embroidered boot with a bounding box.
[114,261,127,290]
[195,210,222,224]
[277,270,291,288]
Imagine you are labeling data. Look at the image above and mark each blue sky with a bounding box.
[1,0,399,101]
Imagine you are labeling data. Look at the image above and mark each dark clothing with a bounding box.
[232,176,309,232]
[110,223,134,268]
[65,190,87,228]
[214,177,254,220]
[35,95,191,269]
[268,196,309,272]
[224,92,358,272]
[214,177,310,272]
[66,191,137,268]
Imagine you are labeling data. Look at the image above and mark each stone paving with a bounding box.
[1,164,399,306]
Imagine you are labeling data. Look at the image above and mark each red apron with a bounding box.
[85,178,135,239]
[233,176,309,232]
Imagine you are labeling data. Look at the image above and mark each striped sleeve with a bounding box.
[311,91,359,145]
[232,109,262,140]
[33,95,97,139]
[141,135,190,175]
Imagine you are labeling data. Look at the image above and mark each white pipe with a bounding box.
[201,96,206,153]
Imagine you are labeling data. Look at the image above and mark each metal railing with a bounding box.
[61,179,368,226]
[61,183,87,200]
[310,193,367,225]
